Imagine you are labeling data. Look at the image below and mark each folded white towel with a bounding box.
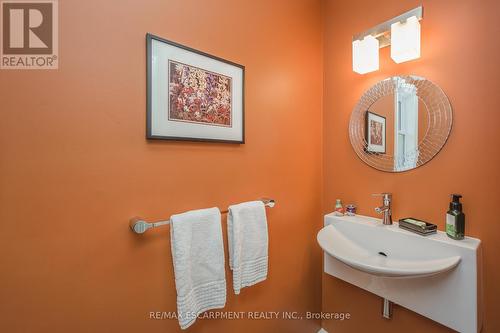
[228,201,268,295]
[170,207,226,329]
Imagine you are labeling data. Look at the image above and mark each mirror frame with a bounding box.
[349,75,453,172]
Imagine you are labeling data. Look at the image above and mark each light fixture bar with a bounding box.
[352,6,423,48]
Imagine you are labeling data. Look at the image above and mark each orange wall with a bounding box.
[0,0,323,332]
[322,0,500,332]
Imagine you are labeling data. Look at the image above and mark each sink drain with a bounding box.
[378,251,388,257]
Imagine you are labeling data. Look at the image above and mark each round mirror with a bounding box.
[349,75,452,172]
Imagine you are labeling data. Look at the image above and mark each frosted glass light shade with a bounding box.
[352,35,379,74]
[391,16,421,63]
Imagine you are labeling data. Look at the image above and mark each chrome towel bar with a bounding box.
[129,198,275,234]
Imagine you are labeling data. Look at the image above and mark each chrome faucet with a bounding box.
[373,193,392,225]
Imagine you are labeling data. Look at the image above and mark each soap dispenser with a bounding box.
[446,194,465,240]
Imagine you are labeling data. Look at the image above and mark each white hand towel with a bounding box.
[170,207,226,329]
[228,201,268,295]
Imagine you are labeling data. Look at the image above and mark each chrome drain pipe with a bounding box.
[382,298,393,319]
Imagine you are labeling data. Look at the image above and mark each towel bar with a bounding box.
[129,198,275,234]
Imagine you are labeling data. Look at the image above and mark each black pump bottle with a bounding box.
[446,194,465,240]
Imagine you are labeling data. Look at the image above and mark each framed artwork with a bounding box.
[146,33,245,143]
[365,111,386,153]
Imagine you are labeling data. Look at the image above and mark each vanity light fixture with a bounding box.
[352,35,379,74]
[352,6,423,74]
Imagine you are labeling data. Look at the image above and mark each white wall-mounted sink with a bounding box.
[317,217,461,277]
[319,213,482,333]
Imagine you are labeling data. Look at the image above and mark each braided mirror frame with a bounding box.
[349,75,452,172]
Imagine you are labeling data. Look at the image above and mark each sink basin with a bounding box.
[317,216,461,277]
[319,213,482,333]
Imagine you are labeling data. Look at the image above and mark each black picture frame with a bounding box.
[146,33,245,143]
[365,111,386,154]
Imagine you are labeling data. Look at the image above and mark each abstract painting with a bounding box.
[365,111,386,153]
[168,60,232,127]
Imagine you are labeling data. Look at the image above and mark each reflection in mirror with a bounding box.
[350,76,452,172]
[394,78,422,171]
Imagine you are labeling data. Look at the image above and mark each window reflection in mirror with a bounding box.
[366,77,429,172]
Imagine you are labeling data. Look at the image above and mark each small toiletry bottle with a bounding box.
[446,194,465,240]
[345,204,356,216]
[334,199,344,216]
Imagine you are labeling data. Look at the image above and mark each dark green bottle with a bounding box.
[446,194,465,240]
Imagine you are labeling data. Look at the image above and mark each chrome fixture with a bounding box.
[382,298,393,319]
[373,193,392,225]
[352,6,423,48]
[130,198,275,234]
